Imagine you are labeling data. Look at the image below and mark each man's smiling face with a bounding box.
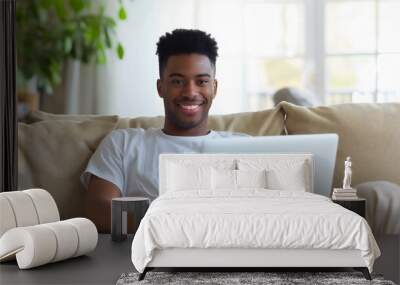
[157,53,217,136]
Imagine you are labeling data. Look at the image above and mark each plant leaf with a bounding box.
[53,0,66,19]
[16,0,125,92]
[106,17,117,28]
[104,27,112,48]
[117,43,124,59]
[69,0,85,13]
[118,6,127,20]
[97,49,106,64]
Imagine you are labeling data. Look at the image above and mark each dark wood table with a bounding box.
[0,234,134,285]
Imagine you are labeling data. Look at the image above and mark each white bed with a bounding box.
[131,154,380,280]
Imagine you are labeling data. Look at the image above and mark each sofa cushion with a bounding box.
[18,116,118,219]
[24,110,118,124]
[116,116,165,129]
[27,107,284,136]
[208,108,284,136]
[115,107,284,136]
[279,101,400,189]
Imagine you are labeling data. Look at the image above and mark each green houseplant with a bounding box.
[16,0,127,95]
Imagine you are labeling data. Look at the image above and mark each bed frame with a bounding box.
[138,248,371,280]
[137,154,372,281]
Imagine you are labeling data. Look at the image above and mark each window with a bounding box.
[326,0,400,104]
[229,0,400,110]
[244,0,306,109]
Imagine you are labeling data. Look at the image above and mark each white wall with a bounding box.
[97,0,163,116]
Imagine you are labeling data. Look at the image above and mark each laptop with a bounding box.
[201,134,339,197]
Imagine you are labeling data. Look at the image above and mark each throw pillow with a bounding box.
[279,101,400,189]
[211,169,268,190]
[237,158,310,192]
[166,163,212,192]
[266,163,307,191]
[211,169,236,190]
[18,117,118,219]
[236,169,268,189]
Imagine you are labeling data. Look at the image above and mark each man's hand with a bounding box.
[85,175,121,233]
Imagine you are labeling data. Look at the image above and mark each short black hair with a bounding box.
[156,29,218,77]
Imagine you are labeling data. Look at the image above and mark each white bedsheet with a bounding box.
[131,190,380,273]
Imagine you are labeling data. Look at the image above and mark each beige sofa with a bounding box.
[17,101,400,282]
[18,101,400,219]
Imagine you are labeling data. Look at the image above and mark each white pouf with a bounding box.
[0,189,60,237]
[0,189,98,269]
[0,218,98,269]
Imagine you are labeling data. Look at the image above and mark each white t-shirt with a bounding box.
[81,128,248,199]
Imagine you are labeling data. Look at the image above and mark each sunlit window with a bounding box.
[243,0,305,109]
[325,0,400,104]
[240,0,400,109]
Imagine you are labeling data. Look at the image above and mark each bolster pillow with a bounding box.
[0,218,98,269]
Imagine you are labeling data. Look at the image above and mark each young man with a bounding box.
[82,29,247,233]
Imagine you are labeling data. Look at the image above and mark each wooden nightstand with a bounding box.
[332,198,366,218]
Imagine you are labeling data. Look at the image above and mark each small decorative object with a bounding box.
[343,156,352,189]
[332,156,358,200]
[111,197,150,242]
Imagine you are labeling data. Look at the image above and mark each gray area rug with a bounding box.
[116,272,396,285]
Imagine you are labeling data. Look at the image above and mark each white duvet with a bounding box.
[131,190,380,273]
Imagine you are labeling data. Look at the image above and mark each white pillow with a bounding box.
[211,169,236,190]
[267,162,307,191]
[237,169,268,189]
[238,159,309,192]
[211,169,268,190]
[167,163,211,191]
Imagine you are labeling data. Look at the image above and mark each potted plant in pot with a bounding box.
[16,0,128,118]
